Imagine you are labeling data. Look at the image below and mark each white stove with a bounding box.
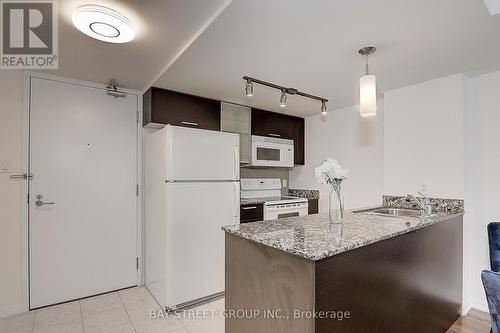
[241,178,308,221]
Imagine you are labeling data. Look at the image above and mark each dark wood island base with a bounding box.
[225,216,463,333]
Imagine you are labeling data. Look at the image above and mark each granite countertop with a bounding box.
[222,209,464,261]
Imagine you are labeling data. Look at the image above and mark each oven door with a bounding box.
[251,142,293,167]
[264,202,308,221]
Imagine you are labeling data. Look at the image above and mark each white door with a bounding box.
[165,125,239,181]
[164,181,239,308]
[29,77,138,309]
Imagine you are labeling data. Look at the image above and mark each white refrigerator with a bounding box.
[145,125,240,311]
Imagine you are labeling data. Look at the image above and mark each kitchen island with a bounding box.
[222,207,464,333]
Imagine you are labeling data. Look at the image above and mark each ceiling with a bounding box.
[41,0,230,90]
[40,0,500,117]
[153,0,500,117]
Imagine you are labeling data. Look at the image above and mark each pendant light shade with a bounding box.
[358,47,377,117]
[359,74,377,117]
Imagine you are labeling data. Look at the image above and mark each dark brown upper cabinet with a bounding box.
[143,87,221,131]
[251,108,305,165]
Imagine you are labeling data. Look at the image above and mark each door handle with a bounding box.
[35,194,55,207]
[35,201,55,207]
[233,182,239,219]
[181,121,199,126]
[10,173,33,180]
[242,206,257,210]
[233,145,239,179]
[268,133,281,137]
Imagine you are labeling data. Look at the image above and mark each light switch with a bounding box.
[282,179,287,188]
[0,160,9,172]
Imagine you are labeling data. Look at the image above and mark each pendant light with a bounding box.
[358,47,377,117]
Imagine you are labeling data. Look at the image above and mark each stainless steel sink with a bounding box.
[363,208,423,218]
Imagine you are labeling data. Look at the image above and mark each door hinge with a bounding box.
[136,112,139,124]
[136,257,139,270]
[136,184,139,196]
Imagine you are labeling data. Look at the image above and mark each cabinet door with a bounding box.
[143,88,220,131]
[308,199,319,214]
[221,102,251,164]
[251,108,295,139]
[251,109,305,165]
[240,203,264,223]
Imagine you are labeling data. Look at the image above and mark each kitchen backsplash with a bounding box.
[240,168,289,195]
[383,195,464,214]
[288,189,320,200]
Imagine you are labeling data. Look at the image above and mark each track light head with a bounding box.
[245,79,254,97]
[321,101,327,115]
[279,90,287,107]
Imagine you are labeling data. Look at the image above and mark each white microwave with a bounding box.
[251,135,294,167]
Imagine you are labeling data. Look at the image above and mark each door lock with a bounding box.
[35,194,55,207]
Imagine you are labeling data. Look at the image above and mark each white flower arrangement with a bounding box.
[315,158,348,185]
[315,158,348,221]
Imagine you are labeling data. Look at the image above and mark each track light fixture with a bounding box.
[279,90,287,107]
[242,76,328,115]
[245,79,254,97]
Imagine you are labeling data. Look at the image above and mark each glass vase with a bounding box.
[329,181,344,222]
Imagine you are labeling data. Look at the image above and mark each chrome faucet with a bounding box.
[406,192,432,217]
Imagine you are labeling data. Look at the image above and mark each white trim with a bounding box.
[142,0,233,92]
[20,72,143,312]
[462,303,490,316]
[27,72,140,96]
[471,303,490,314]
[136,90,144,285]
[0,303,29,318]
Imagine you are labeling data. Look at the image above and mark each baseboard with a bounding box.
[470,303,489,314]
[462,303,472,316]
[0,303,28,318]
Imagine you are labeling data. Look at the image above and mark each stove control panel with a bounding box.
[241,178,282,191]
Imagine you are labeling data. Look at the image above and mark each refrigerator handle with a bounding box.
[233,145,239,180]
[233,182,239,219]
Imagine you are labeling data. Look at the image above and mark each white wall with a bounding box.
[292,72,496,314]
[0,70,27,316]
[383,74,465,199]
[383,73,469,312]
[463,70,500,312]
[290,102,384,212]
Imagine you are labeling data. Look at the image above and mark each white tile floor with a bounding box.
[0,287,225,333]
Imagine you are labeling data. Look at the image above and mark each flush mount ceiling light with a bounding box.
[483,0,500,16]
[73,5,135,43]
[358,46,377,117]
[242,76,328,114]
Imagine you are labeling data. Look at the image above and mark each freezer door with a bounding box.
[165,126,239,181]
[164,181,239,308]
